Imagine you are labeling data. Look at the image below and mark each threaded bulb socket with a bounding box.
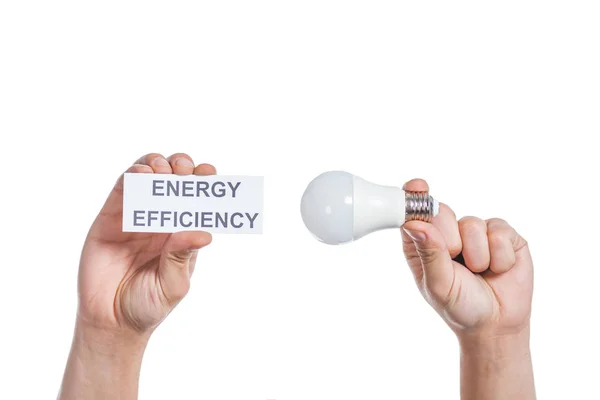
[405,191,438,223]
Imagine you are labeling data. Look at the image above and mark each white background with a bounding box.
[1,1,599,399]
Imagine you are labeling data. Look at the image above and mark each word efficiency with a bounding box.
[132,210,259,229]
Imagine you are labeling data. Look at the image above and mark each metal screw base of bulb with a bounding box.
[405,191,437,223]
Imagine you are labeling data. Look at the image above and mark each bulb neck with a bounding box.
[405,191,438,223]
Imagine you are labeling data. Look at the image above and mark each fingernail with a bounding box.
[403,227,426,242]
[175,158,194,168]
[152,157,170,168]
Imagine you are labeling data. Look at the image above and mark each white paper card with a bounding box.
[123,173,264,234]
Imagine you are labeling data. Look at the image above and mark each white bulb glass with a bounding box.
[300,171,439,245]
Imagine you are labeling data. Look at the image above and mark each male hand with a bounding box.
[401,178,535,399]
[79,153,215,334]
[60,153,216,399]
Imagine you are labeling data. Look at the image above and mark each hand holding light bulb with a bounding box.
[401,178,535,399]
[301,174,535,399]
[301,173,533,337]
[399,179,533,335]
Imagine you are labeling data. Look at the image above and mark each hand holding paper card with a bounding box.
[123,173,264,233]
[71,152,217,349]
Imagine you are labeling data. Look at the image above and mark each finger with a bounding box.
[114,164,154,193]
[402,220,455,304]
[402,179,461,257]
[486,218,526,273]
[135,153,172,174]
[402,228,425,284]
[194,163,217,176]
[402,178,429,192]
[102,164,154,216]
[432,203,462,258]
[401,179,430,283]
[158,231,212,306]
[167,153,195,175]
[458,216,490,273]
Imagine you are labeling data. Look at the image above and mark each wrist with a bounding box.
[72,318,150,361]
[59,320,149,399]
[458,324,531,363]
[458,325,535,399]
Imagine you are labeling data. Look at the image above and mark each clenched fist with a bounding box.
[401,179,535,400]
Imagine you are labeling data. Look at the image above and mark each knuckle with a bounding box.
[166,250,193,266]
[114,164,153,193]
[448,244,462,258]
[440,203,456,218]
[141,152,164,162]
[515,234,529,252]
[416,247,440,265]
[459,215,479,223]
[487,230,507,247]
[459,216,484,235]
[486,217,509,228]
[403,242,421,263]
[167,152,191,161]
[128,164,153,173]
[404,252,421,264]
[402,240,418,257]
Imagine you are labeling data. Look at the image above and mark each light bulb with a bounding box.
[300,171,440,245]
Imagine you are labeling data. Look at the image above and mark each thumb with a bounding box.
[159,231,212,306]
[403,221,455,304]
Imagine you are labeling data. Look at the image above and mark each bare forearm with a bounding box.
[459,326,535,400]
[59,321,149,400]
